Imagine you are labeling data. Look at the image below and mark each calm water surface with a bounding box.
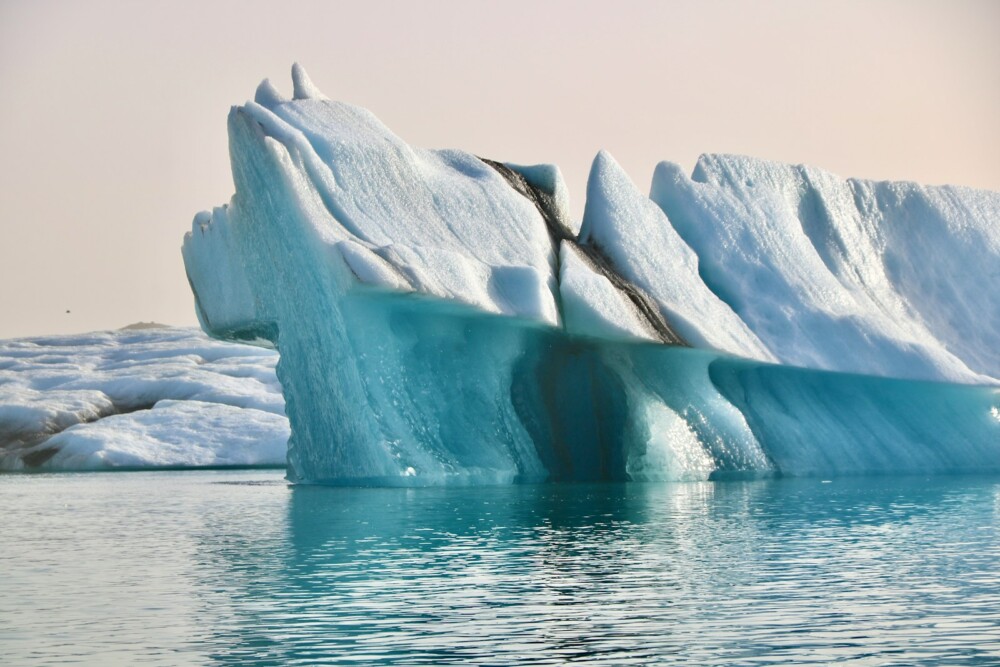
[1,471,999,665]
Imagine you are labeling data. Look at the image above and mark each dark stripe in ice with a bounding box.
[568,240,688,346]
[21,447,59,467]
[479,157,573,322]
[509,328,630,481]
[479,158,575,241]
[9,400,159,469]
[480,157,688,346]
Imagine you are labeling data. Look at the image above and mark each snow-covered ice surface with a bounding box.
[183,63,562,336]
[651,155,1000,383]
[0,327,287,471]
[174,65,998,486]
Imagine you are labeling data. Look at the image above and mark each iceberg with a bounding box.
[0,327,287,471]
[183,65,1000,485]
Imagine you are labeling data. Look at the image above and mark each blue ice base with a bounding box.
[256,290,999,485]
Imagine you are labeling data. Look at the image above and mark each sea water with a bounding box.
[1,470,998,665]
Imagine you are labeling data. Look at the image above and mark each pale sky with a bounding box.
[1,0,997,338]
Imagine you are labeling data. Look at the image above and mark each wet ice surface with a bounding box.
[2,470,998,665]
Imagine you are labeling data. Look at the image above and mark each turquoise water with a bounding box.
[2,471,999,665]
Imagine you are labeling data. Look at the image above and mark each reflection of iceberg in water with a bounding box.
[183,65,1000,485]
[194,479,1000,664]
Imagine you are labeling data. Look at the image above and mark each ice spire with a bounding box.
[254,78,286,107]
[291,62,324,100]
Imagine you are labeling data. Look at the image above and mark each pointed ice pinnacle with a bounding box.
[254,78,286,107]
[291,63,324,100]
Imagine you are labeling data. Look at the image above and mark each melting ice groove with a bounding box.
[179,64,1000,485]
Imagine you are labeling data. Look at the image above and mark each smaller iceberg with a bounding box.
[182,65,1000,485]
[0,327,287,471]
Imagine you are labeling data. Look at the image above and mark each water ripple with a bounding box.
[1,472,999,665]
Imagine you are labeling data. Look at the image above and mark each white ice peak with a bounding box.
[291,62,326,100]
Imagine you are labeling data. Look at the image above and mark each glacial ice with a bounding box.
[651,156,1000,383]
[578,151,772,357]
[182,65,1000,485]
[0,327,287,471]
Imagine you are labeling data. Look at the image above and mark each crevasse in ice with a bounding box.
[183,65,1000,485]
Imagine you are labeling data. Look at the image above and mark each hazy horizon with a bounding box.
[1,0,998,339]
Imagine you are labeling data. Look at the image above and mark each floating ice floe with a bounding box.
[0,327,286,471]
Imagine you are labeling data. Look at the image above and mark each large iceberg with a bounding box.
[183,65,1000,485]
